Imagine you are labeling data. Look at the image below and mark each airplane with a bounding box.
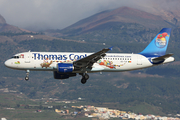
[4,28,174,84]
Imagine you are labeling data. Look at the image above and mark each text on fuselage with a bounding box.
[33,53,87,61]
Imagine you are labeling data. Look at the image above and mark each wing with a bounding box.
[73,47,113,69]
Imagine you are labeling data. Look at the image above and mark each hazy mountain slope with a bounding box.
[0,14,6,25]
[0,14,26,33]
[150,0,180,26]
[0,15,85,44]
[1,6,180,115]
[58,7,173,35]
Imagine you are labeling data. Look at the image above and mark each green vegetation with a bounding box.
[0,32,43,37]
[0,93,168,119]
[0,109,61,120]
[1,23,180,118]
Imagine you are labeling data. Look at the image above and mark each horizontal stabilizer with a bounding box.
[152,53,173,63]
[152,53,173,61]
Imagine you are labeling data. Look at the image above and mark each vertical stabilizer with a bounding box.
[140,28,171,57]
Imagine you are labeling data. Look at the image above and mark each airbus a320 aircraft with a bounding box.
[4,28,174,84]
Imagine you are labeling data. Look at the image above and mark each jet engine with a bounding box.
[57,63,74,73]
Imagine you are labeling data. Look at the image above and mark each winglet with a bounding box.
[108,46,113,50]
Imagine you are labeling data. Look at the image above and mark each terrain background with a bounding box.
[1,4,180,119]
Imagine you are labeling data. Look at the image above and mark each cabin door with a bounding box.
[25,52,31,63]
[137,55,142,65]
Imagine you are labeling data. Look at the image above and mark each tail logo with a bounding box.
[155,32,169,48]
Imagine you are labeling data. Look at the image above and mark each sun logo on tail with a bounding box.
[155,32,169,48]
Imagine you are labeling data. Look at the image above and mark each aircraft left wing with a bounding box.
[73,47,112,69]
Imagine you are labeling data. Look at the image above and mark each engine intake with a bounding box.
[57,63,74,73]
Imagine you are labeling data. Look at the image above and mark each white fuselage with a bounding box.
[4,52,175,73]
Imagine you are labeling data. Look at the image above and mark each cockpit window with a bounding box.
[12,56,19,59]
[12,54,25,59]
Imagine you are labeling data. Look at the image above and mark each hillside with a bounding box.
[0,14,31,33]
[48,7,176,36]
[67,7,169,29]
[1,6,180,115]
[1,29,180,114]
[0,14,6,25]
[0,15,85,44]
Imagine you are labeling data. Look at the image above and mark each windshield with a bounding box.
[11,54,24,59]
[12,56,19,59]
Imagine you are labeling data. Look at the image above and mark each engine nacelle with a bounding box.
[57,63,74,73]
[53,71,76,79]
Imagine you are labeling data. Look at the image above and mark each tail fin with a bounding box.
[140,28,171,57]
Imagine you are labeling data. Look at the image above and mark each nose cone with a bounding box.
[4,59,11,68]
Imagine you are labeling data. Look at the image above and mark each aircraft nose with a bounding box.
[4,60,11,68]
